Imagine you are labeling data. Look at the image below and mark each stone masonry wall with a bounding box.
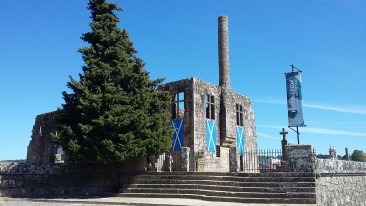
[0,161,144,197]
[160,78,194,150]
[315,159,366,206]
[316,174,366,206]
[221,88,256,151]
[192,78,256,172]
[316,159,366,174]
[27,112,59,164]
[286,144,315,172]
[200,147,230,172]
[159,78,195,171]
[192,78,222,156]
[160,78,257,172]
[283,147,366,205]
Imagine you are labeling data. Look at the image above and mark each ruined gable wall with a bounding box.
[27,111,58,164]
[192,78,256,153]
[158,78,195,171]
[222,90,257,172]
[192,78,229,172]
[192,78,222,153]
[192,78,256,172]
[159,78,195,150]
[222,89,257,151]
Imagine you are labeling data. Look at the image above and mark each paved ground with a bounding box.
[0,197,316,206]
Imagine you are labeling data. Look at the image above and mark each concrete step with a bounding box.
[128,174,316,183]
[118,172,317,204]
[116,193,317,204]
[121,187,316,199]
[124,183,316,193]
[144,171,315,177]
[124,178,316,188]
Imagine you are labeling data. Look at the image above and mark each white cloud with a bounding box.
[256,125,283,130]
[254,98,284,105]
[257,124,366,137]
[301,127,366,137]
[333,122,366,125]
[253,98,366,115]
[257,131,298,143]
[256,132,281,140]
[303,103,366,115]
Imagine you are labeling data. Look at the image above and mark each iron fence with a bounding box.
[241,149,288,173]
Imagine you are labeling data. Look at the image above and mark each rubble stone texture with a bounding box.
[316,158,366,173]
[26,112,58,164]
[316,174,366,206]
[181,147,190,171]
[160,78,257,172]
[286,144,315,172]
[0,162,144,197]
[315,159,366,206]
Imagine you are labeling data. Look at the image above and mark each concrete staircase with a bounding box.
[117,172,316,204]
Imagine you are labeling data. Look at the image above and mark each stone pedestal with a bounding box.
[181,147,190,172]
[286,144,314,172]
[196,150,205,172]
[229,147,239,172]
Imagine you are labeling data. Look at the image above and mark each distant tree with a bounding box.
[351,150,366,162]
[53,0,173,163]
[337,155,344,160]
[342,155,350,160]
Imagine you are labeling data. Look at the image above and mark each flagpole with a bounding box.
[287,64,304,145]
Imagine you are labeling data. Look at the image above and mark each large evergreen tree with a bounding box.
[53,0,173,163]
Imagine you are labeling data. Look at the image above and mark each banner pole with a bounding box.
[286,65,305,145]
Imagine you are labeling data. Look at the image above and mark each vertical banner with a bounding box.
[171,119,184,151]
[206,119,217,152]
[285,71,305,127]
[236,127,245,156]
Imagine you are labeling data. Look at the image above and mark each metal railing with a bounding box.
[241,149,288,173]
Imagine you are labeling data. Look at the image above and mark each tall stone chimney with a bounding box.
[218,16,230,89]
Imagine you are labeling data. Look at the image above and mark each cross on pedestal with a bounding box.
[280,128,288,162]
[280,128,288,140]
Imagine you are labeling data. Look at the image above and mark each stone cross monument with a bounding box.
[280,128,288,161]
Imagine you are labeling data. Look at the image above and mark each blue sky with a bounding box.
[1,0,365,160]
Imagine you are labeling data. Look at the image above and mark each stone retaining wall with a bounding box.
[316,173,366,206]
[0,161,143,197]
[315,159,366,206]
[3,155,366,206]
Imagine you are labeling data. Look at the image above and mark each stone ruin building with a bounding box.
[27,111,65,164]
[27,16,257,172]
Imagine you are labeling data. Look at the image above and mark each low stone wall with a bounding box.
[316,159,366,173]
[0,160,144,197]
[315,159,366,206]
